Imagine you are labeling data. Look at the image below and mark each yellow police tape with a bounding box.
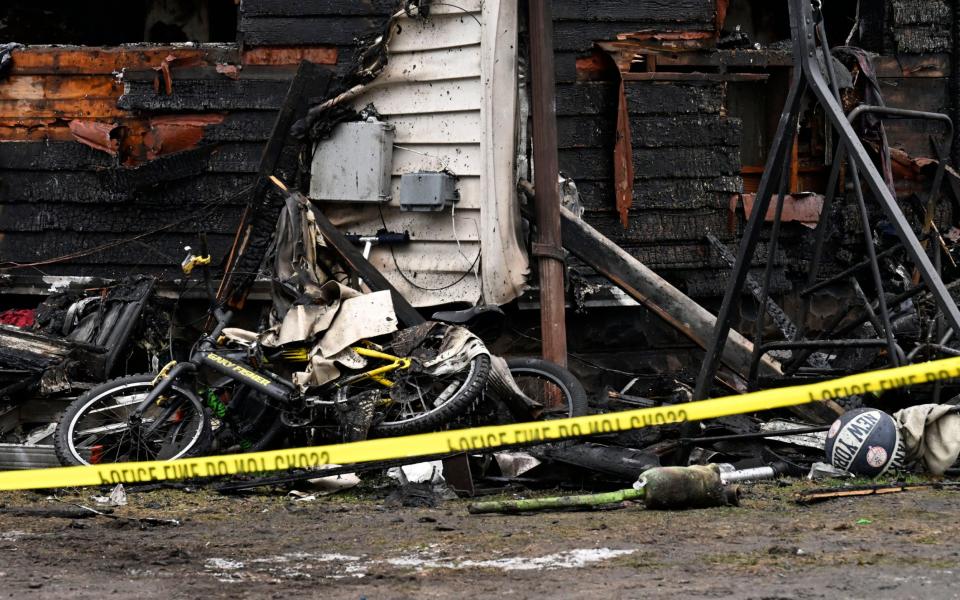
[3,356,960,491]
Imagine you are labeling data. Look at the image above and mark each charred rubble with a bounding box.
[0,0,959,493]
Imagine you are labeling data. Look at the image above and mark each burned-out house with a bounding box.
[1,0,959,418]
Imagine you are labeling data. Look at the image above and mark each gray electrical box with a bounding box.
[309,119,394,203]
[399,171,459,212]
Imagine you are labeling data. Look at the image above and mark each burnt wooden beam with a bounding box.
[558,206,780,379]
[226,60,331,307]
[558,206,838,423]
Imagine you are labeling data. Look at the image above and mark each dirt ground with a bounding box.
[0,479,958,600]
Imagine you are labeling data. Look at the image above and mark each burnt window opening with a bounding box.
[721,0,859,48]
[0,0,238,45]
[722,1,860,194]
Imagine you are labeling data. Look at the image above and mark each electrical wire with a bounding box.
[376,203,480,292]
[427,2,482,26]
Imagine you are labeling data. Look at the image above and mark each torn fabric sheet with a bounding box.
[260,281,362,347]
[317,290,398,357]
[262,183,398,388]
[894,404,960,475]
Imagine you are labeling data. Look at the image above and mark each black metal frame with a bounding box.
[694,0,960,399]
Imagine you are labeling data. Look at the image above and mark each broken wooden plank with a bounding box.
[227,61,332,306]
[8,46,237,75]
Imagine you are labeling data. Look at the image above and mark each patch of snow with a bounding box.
[387,548,636,571]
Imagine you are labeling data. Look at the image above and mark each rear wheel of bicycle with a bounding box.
[55,374,211,466]
[365,353,491,437]
[504,356,589,419]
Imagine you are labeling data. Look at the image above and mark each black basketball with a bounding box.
[824,408,904,477]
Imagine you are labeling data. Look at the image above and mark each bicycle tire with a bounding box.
[369,353,491,437]
[504,356,589,419]
[55,373,212,466]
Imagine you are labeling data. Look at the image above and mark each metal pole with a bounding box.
[527,0,568,367]
[793,0,960,338]
[692,72,806,399]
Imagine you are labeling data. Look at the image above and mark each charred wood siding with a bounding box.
[887,0,952,54]
[549,1,757,297]
[0,45,334,278]
[555,79,745,295]
[238,0,395,71]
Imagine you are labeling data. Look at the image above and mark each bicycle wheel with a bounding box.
[504,356,589,419]
[55,374,211,466]
[366,353,491,437]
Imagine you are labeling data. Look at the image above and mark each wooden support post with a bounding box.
[527,0,568,367]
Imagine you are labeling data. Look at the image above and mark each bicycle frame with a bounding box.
[131,325,414,429]
[125,233,416,437]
